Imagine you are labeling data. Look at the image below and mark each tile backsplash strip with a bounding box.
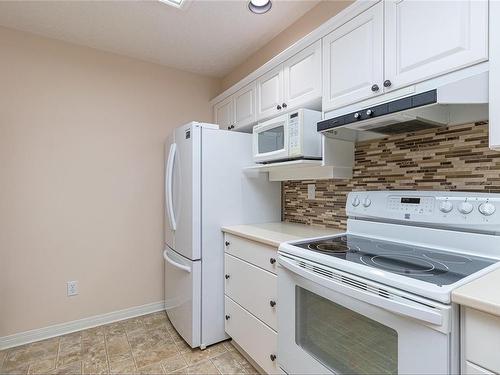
[282,122,500,230]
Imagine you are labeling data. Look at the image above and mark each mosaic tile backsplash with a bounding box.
[282,122,500,230]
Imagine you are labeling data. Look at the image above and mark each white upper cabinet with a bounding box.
[214,96,234,130]
[384,0,489,91]
[234,82,256,129]
[214,83,256,131]
[283,40,322,112]
[256,42,322,121]
[256,65,284,121]
[322,2,384,112]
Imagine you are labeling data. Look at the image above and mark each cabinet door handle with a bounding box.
[269,300,276,307]
[225,274,230,279]
[269,258,276,264]
[270,354,276,361]
[225,241,230,246]
[371,84,379,92]
[276,105,282,110]
[282,103,287,108]
[225,315,230,320]
[384,80,392,88]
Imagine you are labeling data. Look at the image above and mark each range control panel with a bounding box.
[347,191,500,230]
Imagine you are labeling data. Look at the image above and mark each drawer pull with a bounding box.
[225,315,231,320]
[269,258,276,264]
[269,300,276,307]
[225,241,230,246]
[225,274,230,279]
[270,354,276,361]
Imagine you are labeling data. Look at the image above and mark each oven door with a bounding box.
[253,115,289,163]
[278,254,457,375]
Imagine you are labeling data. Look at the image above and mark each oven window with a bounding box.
[296,287,398,374]
[258,126,285,154]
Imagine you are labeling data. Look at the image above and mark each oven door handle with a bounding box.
[279,256,443,326]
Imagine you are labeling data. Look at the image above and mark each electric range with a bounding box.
[277,191,500,375]
[280,190,500,303]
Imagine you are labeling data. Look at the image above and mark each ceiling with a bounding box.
[0,0,320,77]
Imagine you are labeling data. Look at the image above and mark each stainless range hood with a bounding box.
[318,72,489,141]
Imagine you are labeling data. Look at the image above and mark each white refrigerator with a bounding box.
[163,122,281,349]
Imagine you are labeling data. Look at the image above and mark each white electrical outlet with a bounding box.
[67,280,78,296]
[307,184,316,200]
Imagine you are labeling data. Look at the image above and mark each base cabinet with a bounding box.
[462,307,500,374]
[223,233,282,374]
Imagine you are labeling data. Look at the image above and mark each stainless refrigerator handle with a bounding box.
[163,249,191,273]
[166,143,177,231]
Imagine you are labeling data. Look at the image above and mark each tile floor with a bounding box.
[0,312,257,375]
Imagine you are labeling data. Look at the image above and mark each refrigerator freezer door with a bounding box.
[164,246,201,348]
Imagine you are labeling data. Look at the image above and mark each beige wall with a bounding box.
[220,0,353,92]
[0,27,220,337]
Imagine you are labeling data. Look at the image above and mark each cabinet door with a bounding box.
[256,65,283,121]
[385,0,489,91]
[283,40,321,111]
[234,82,256,130]
[214,96,234,130]
[322,2,384,111]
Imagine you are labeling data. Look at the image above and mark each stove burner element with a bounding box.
[307,236,354,254]
[361,254,448,276]
[424,252,472,264]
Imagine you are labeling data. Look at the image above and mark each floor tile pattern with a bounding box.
[283,121,500,228]
[0,312,257,375]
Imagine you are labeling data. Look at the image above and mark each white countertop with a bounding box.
[452,268,500,317]
[221,221,342,248]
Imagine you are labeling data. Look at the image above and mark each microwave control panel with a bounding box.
[288,112,301,156]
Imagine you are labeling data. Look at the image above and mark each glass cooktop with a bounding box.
[295,234,496,286]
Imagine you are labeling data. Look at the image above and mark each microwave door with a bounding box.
[254,118,289,162]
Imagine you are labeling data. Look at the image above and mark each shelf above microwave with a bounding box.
[243,159,352,182]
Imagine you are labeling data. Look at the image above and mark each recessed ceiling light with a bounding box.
[158,0,185,9]
[248,0,272,14]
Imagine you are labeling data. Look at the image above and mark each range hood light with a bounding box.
[248,0,272,14]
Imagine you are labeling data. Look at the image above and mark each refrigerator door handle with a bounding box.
[163,249,191,273]
[166,143,177,231]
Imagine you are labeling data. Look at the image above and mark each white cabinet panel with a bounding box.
[322,2,384,111]
[225,254,277,330]
[214,96,234,130]
[225,296,280,374]
[224,234,278,274]
[464,308,500,373]
[234,82,256,130]
[385,0,489,91]
[256,65,283,121]
[283,40,321,111]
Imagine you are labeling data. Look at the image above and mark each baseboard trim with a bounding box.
[0,300,165,350]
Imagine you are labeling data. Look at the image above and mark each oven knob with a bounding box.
[366,109,374,117]
[352,197,360,207]
[458,201,474,214]
[354,112,361,120]
[479,202,496,216]
[439,201,453,213]
[363,198,372,208]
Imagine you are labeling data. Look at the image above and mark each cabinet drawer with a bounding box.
[225,296,279,374]
[225,253,277,330]
[224,233,278,274]
[464,361,495,375]
[464,308,500,373]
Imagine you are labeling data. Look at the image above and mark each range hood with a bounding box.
[318,72,489,141]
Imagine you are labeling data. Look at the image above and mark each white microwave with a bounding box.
[252,109,322,163]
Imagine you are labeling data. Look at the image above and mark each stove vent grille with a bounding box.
[297,259,392,299]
